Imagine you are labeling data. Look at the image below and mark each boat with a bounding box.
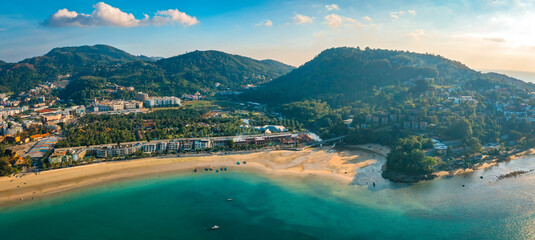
[227,198,233,201]
[211,225,220,230]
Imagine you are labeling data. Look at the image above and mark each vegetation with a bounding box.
[0,45,294,104]
[384,136,437,176]
[240,47,535,179]
[55,108,299,148]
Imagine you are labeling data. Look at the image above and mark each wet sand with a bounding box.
[0,146,388,206]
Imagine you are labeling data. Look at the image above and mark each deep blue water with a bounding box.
[2,155,535,239]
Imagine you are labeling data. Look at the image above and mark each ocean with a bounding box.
[2,155,535,239]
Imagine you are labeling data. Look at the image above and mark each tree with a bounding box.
[466,137,482,155]
[0,157,13,176]
[226,139,235,149]
[447,119,472,140]
[385,136,437,175]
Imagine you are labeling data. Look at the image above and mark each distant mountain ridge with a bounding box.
[0,44,294,97]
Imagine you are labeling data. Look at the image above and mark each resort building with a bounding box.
[156,141,168,152]
[54,133,311,160]
[142,143,157,153]
[194,139,211,150]
[49,150,69,163]
[167,140,180,152]
[71,149,87,161]
[144,96,181,108]
[95,143,141,158]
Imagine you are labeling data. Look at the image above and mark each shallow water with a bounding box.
[2,155,535,239]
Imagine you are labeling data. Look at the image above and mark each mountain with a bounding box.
[22,44,147,73]
[0,45,294,97]
[0,44,147,93]
[484,72,535,90]
[242,47,532,106]
[154,50,294,91]
[54,48,294,103]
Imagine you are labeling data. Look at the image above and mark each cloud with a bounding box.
[390,11,405,19]
[391,10,417,19]
[293,13,314,24]
[324,13,359,28]
[484,37,506,42]
[152,9,199,26]
[257,19,273,27]
[363,16,372,22]
[325,4,340,11]
[43,2,199,27]
[409,29,426,40]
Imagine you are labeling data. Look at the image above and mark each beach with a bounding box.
[0,145,389,206]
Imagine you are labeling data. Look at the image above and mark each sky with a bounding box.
[1,0,535,74]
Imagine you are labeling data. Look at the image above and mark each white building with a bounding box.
[144,97,181,108]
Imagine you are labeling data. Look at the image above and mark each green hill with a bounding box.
[154,50,294,92]
[0,45,294,99]
[0,44,146,93]
[242,47,532,106]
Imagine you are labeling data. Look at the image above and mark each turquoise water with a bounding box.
[3,156,535,239]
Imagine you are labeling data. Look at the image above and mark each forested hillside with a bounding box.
[242,47,533,106]
[0,45,294,101]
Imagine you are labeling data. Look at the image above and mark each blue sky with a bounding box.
[1,0,534,73]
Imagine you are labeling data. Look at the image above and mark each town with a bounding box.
[0,82,323,173]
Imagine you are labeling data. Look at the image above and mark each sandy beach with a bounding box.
[0,145,389,206]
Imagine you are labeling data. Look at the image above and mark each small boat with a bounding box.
[211,225,220,230]
[227,198,233,201]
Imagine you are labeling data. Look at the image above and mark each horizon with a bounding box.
[1,0,535,74]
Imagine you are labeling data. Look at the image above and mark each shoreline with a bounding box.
[0,146,387,207]
[435,148,535,177]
